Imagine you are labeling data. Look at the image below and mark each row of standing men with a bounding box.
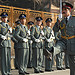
[0,12,69,75]
[0,1,75,75]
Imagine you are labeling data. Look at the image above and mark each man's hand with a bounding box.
[35,39,40,43]
[47,39,51,42]
[9,27,12,33]
[27,30,30,35]
[1,35,7,40]
[22,38,28,42]
[41,30,44,36]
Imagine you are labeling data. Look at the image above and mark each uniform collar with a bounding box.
[36,25,40,28]
[1,22,7,27]
[67,15,71,21]
[47,26,51,29]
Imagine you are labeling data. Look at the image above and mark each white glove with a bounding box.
[1,35,7,40]
[30,40,33,44]
[40,39,43,42]
[47,39,51,43]
[27,30,30,35]
[41,31,44,36]
[9,27,12,33]
[35,39,40,43]
[50,37,55,40]
[22,38,28,42]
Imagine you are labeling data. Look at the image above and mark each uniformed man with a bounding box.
[14,14,29,75]
[53,2,75,75]
[0,12,12,75]
[40,23,45,68]
[11,20,20,69]
[54,18,65,70]
[43,18,55,71]
[31,17,44,73]
[27,21,34,68]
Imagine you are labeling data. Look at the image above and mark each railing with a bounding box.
[0,5,58,69]
[0,5,58,28]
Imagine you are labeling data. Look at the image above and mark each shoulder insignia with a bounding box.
[72,15,75,17]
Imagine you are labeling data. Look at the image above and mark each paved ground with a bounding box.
[0,68,70,75]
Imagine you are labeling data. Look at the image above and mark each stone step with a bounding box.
[0,69,70,75]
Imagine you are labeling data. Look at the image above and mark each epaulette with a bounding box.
[72,15,75,17]
[33,25,36,27]
[16,24,21,28]
[17,24,20,26]
[32,25,36,29]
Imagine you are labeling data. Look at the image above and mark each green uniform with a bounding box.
[40,29,44,68]
[43,26,54,71]
[54,23,65,69]
[53,16,75,75]
[14,24,29,73]
[27,28,33,68]
[65,53,69,68]
[11,28,18,69]
[31,25,43,72]
[56,52,64,69]
[41,30,45,67]
[0,22,11,75]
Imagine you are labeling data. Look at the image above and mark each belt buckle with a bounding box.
[66,35,69,40]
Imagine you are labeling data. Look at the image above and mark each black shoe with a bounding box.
[51,69,54,71]
[45,70,51,72]
[62,67,66,70]
[34,71,40,73]
[41,65,45,68]
[8,73,12,75]
[66,67,70,69]
[19,72,25,75]
[27,66,32,68]
[39,70,44,73]
[57,68,62,70]
[15,67,18,69]
[24,72,29,74]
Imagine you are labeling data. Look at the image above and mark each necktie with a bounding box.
[66,17,68,24]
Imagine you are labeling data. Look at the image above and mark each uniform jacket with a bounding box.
[43,26,54,48]
[31,25,42,48]
[0,22,11,48]
[53,16,75,54]
[14,24,29,49]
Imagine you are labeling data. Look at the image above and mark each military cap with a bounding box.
[0,12,8,18]
[45,18,52,23]
[19,14,26,19]
[35,17,43,21]
[28,21,34,25]
[15,20,20,24]
[62,2,73,9]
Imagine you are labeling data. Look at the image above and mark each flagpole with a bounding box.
[60,0,62,19]
[34,0,35,10]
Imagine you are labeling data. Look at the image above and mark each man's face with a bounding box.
[36,20,42,26]
[40,25,43,30]
[28,25,33,29]
[1,17,8,23]
[20,18,26,25]
[62,8,71,17]
[46,22,52,27]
